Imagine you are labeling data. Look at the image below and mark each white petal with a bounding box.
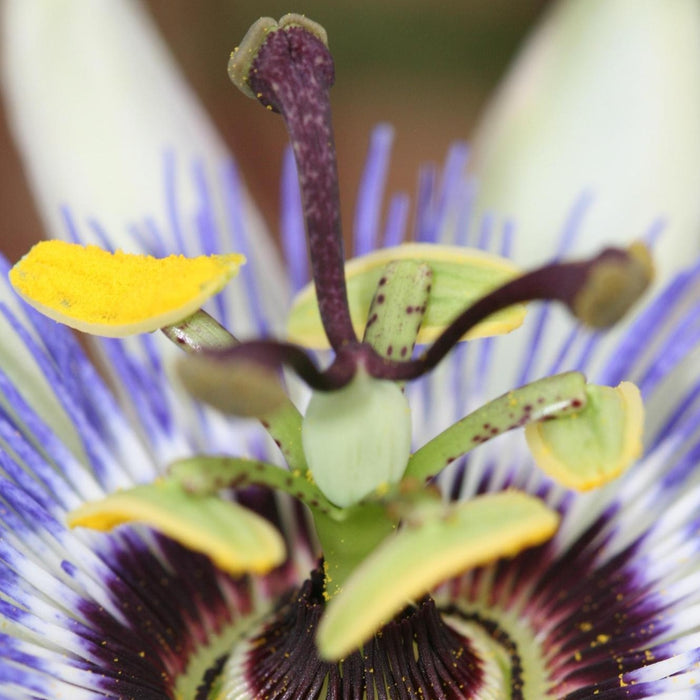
[2,0,211,240]
[1,0,284,299]
[469,0,700,281]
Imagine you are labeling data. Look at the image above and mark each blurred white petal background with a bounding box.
[2,0,229,245]
[470,0,700,281]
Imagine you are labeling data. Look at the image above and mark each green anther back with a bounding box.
[362,259,432,360]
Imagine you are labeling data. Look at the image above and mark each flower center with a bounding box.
[8,13,658,699]
[217,566,502,699]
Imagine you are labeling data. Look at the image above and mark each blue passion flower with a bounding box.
[1,10,699,700]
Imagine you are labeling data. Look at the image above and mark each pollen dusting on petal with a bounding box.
[9,240,245,337]
[66,480,285,575]
[317,490,558,660]
[525,381,644,491]
[287,243,527,349]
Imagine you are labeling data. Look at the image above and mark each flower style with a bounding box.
[2,5,700,700]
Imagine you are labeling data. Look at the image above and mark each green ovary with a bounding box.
[301,372,412,508]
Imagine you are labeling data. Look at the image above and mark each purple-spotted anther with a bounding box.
[3,9,700,700]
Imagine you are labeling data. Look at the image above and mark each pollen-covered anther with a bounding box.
[573,241,654,327]
[9,240,244,337]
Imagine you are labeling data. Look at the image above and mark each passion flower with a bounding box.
[1,8,698,700]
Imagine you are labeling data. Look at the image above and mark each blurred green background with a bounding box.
[0,0,547,260]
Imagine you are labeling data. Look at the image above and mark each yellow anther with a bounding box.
[9,241,244,337]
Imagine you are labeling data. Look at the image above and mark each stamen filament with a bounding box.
[170,456,338,517]
[406,371,587,481]
[362,259,433,360]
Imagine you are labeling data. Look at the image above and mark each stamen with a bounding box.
[229,15,356,350]
[170,456,338,517]
[406,371,588,481]
[67,479,286,575]
[9,241,244,337]
[318,490,559,659]
[361,244,654,382]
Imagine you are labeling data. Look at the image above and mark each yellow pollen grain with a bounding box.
[9,241,245,337]
[374,482,389,497]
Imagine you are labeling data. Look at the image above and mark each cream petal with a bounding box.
[2,0,214,242]
[1,1,285,315]
[470,0,700,282]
